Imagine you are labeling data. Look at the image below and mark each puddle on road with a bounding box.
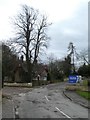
[37,92,41,93]
[26,99,41,104]
[54,110,58,112]
[48,93,54,96]
[32,100,40,104]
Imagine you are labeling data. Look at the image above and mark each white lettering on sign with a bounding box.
[70,77,77,80]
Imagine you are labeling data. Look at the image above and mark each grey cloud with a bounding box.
[47,2,88,59]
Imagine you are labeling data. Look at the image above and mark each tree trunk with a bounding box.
[26,47,32,83]
[26,59,32,83]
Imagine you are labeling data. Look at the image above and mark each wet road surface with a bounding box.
[2,82,89,119]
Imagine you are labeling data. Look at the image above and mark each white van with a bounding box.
[77,75,83,83]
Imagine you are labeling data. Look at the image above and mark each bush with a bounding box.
[78,64,90,77]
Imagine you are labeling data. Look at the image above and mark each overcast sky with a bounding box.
[0,0,89,61]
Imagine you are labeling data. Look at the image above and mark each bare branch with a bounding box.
[9,4,51,82]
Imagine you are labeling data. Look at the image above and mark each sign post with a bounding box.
[69,75,78,84]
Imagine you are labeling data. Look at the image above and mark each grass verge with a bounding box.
[76,90,90,100]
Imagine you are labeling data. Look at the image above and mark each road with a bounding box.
[2,82,88,119]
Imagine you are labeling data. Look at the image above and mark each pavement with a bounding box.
[63,90,90,109]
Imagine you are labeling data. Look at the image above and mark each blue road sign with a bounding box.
[69,75,78,83]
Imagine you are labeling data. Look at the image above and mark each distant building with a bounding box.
[33,64,48,81]
[14,63,28,83]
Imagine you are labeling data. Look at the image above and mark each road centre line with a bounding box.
[45,95,49,101]
[45,95,72,119]
[55,107,72,119]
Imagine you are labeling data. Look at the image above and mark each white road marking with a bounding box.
[45,95,72,119]
[45,95,49,101]
[15,106,19,118]
[12,100,15,118]
[55,107,72,119]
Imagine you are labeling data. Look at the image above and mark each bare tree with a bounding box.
[10,5,51,82]
[78,49,89,65]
